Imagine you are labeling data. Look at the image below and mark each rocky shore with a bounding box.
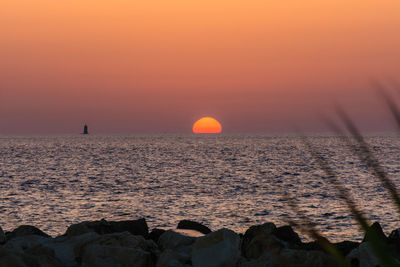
[0,218,398,266]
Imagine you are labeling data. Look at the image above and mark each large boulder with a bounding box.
[156,249,191,267]
[6,225,50,240]
[346,242,379,267]
[334,241,359,256]
[3,235,50,252]
[274,225,301,245]
[75,232,157,267]
[388,228,400,256]
[109,219,149,236]
[177,220,211,235]
[0,249,54,267]
[0,226,5,244]
[192,228,241,267]
[158,230,196,251]
[149,228,166,243]
[281,249,336,267]
[244,234,284,260]
[389,228,400,243]
[362,222,388,243]
[1,226,158,267]
[0,249,30,267]
[53,232,101,266]
[240,249,336,267]
[65,218,148,238]
[242,223,283,259]
[389,228,400,244]
[80,244,151,267]
[1,235,65,267]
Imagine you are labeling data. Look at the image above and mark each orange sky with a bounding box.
[1,0,400,133]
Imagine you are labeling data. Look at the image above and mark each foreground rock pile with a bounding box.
[0,219,398,266]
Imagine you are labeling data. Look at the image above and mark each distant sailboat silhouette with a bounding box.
[83,124,88,135]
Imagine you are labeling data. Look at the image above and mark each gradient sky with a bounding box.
[1,0,400,133]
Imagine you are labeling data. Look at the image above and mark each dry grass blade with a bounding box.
[372,81,400,131]
[282,191,350,267]
[301,136,368,229]
[301,135,398,266]
[335,107,400,215]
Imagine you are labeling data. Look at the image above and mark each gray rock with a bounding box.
[347,242,379,267]
[0,249,38,267]
[333,241,359,256]
[7,225,50,240]
[280,249,336,267]
[242,223,284,259]
[158,230,196,251]
[1,235,65,267]
[345,242,400,267]
[362,222,387,243]
[177,220,211,235]
[192,228,241,267]
[65,218,149,238]
[274,225,301,245]
[54,232,101,266]
[156,249,191,267]
[81,244,151,267]
[244,234,284,260]
[3,235,50,252]
[240,249,336,267]
[76,232,157,267]
[242,222,277,258]
[149,228,166,243]
[0,226,5,244]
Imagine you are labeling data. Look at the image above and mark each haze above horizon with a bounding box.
[1,0,400,134]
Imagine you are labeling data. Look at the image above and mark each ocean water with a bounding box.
[0,134,400,241]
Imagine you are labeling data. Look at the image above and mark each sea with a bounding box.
[0,134,400,242]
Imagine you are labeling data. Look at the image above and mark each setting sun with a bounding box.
[193,117,222,134]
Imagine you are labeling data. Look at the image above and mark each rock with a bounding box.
[274,225,301,245]
[281,249,336,267]
[192,228,241,267]
[389,228,400,242]
[174,229,204,238]
[238,251,282,267]
[244,234,284,259]
[0,249,37,267]
[149,228,166,243]
[362,222,387,243]
[242,222,282,259]
[156,249,191,267]
[158,230,196,251]
[65,218,149,237]
[25,244,65,267]
[7,225,50,240]
[3,235,50,252]
[64,222,91,237]
[177,220,211,235]
[1,236,65,267]
[81,244,151,267]
[0,226,6,244]
[334,241,359,256]
[299,239,359,257]
[347,242,379,267]
[299,237,332,252]
[388,228,400,254]
[76,232,157,267]
[54,232,101,266]
[240,249,336,267]
[109,219,149,237]
[242,223,276,255]
[300,241,322,251]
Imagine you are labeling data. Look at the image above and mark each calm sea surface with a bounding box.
[0,134,400,241]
